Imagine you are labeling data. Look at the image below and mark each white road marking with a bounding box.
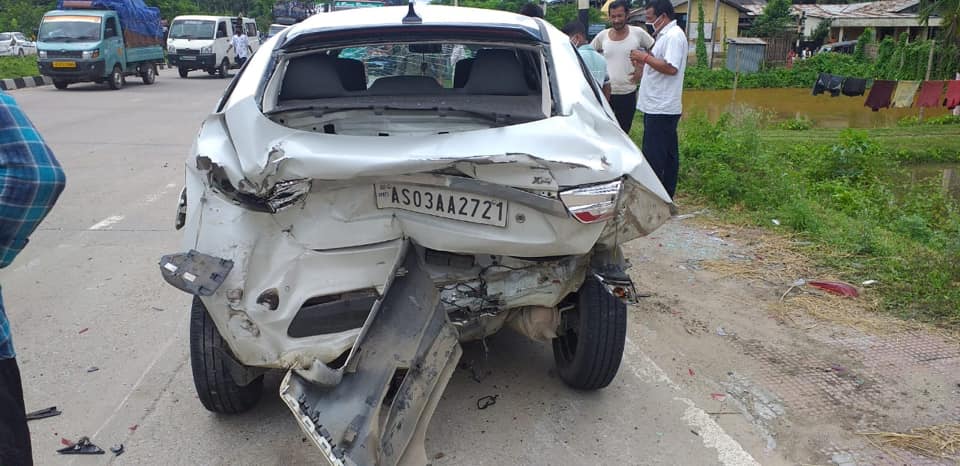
[88,215,124,230]
[624,337,760,466]
[89,327,179,439]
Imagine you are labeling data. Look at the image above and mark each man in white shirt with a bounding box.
[591,0,654,133]
[630,0,687,198]
[228,27,252,67]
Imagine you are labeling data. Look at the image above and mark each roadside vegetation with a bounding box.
[645,110,960,325]
[685,31,959,90]
[0,56,38,80]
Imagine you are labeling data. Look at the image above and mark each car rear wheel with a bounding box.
[141,64,156,84]
[178,66,188,78]
[53,80,69,90]
[218,59,229,78]
[552,276,626,390]
[190,296,264,414]
[108,65,123,90]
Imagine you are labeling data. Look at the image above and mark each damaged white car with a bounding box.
[160,4,672,465]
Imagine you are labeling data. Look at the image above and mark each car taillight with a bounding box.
[559,180,621,224]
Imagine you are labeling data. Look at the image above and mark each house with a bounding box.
[628,0,767,49]
[793,0,943,42]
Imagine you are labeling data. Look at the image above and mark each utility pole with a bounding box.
[707,0,720,69]
[579,0,589,35]
[918,39,935,121]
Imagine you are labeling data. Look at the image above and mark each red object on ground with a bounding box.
[807,280,859,297]
[688,368,695,376]
[711,393,726,401]
[916,81,945,108]
[945,80,960,109]
[60,438,73,446]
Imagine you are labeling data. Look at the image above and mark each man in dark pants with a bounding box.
[0,91,67,466]
[630,0,687,197]
[591,0,654,134]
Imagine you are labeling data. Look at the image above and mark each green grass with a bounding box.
[633,110,960,326]
[0,56,39,80]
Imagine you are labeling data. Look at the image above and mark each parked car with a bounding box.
[265,23,288,39]
[159,5,672,465]
[817,39,858,54]
[166,15,260,78]
[0,32,37,56]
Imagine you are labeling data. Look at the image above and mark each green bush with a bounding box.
[675,112,960,324]
[778,115,813,130]
[0,56,38,80]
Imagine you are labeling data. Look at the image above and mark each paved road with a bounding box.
[4,70,778,465]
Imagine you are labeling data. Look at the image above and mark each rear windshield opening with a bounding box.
[266,42,550,135]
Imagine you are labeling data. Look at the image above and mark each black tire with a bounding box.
[189,296,263,414]
[141,64,156,84]
[107,65,123,90]
[552,276,627,390]
[53,80,68,90]
[218,59,229,78]
[178,66,188,78]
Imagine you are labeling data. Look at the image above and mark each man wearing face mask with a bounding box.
[591,0,654,134]
[562,21,612,101]
[630,0,687,198]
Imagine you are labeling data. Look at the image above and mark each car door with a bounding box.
[104,16,124,70]
[216,20,232,64]
[18,34,35,54]
[244,20,260,53]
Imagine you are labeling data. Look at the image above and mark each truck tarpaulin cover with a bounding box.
[58,0,163,47]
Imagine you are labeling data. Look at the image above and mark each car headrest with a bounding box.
[453,57,474,89]
[279,54,344,101]
[335,58,367,92]
[367,75,442,95]
[464,49,529,96]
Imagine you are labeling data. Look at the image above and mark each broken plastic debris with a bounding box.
[57,437,104,455]
[710,393,727,401]
[110,444,124,456]
[807,280,859,297]
[771,219,781,225]
[25,406,61,421]
[477,395,498,410]
[86,366,99,373]
[861,279,878,286]
[716,327,732,337]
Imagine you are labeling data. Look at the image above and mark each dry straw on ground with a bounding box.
[859,424,960,461]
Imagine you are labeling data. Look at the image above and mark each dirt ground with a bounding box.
[622,213,960,465]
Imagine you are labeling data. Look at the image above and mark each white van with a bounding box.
[166,15,260,78]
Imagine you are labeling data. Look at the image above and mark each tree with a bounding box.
[919,0,960,46]
[809,18,831,47]
[853,27,872,62]
[695,0,707,67]
[748,0,793,37]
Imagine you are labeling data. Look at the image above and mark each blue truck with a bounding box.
[37,0,165,90]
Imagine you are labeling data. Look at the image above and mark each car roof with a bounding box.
[284,5,544,45]
[172,15,254,21]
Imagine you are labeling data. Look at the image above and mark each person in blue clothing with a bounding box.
[0,90,67,466]
[562,20,612,101]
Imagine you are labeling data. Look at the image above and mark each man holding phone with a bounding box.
[631,0,687,198]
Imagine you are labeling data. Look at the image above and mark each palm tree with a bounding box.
[920,0,960,46]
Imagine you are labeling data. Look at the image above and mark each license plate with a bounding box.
[52,61,76,68]
[375,184,507,227]
[180,55,196,60]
